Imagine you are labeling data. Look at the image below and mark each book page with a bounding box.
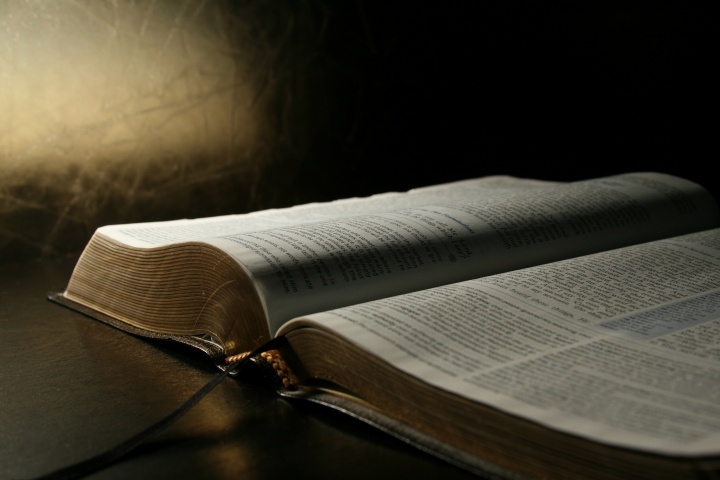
[280,228,720,455]
[208,172,719,333]
[98,175,557,247]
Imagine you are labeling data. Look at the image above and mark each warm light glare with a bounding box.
[0,0,290,262]
[0,0,260,171]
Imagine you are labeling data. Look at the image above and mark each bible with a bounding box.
[52,172,720,479]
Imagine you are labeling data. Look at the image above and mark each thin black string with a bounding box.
[31,360,242,480]
[28,335,290,480]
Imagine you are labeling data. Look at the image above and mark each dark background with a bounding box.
[298,0,714,195]
[0,0,715,263]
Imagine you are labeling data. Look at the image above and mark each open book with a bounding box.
[53,172,720,479]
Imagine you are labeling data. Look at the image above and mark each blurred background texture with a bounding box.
[0,0,714,264]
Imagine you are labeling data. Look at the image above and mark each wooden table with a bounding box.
[0,257,484,479]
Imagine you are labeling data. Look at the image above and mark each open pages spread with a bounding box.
[93,173,720,334]
[280,228,720,456]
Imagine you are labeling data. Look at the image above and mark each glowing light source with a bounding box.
[0,0,260,170]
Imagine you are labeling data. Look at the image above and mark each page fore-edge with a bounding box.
[47,291,227,365]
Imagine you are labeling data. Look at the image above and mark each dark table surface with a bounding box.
[0,257,484,480]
